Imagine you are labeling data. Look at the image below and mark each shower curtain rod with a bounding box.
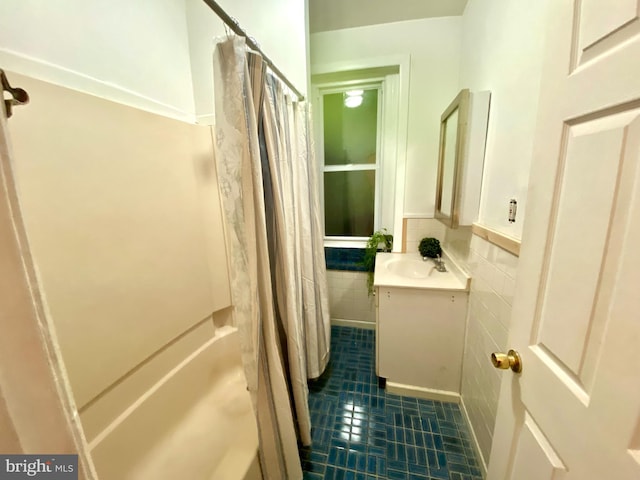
[201,0,305,101]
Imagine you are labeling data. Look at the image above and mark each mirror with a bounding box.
[435,89,469,228]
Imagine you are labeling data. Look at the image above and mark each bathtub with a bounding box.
[90,326,260,480]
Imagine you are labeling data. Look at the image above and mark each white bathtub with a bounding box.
[90,326,260,480]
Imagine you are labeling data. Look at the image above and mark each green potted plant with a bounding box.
[419,237,442,258]
[363,228,393,296]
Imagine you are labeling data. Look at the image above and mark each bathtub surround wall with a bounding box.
[1,1,309,476]
[404,218,518,471]
[0,104,93,475]
[6,73,260,479]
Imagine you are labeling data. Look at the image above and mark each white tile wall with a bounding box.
[404,218,447,255]
[326,270,376,325]
[405,218,518,468]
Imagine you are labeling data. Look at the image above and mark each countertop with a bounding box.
[373,251,470,291]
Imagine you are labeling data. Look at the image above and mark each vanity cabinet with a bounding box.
[376,287,468,399]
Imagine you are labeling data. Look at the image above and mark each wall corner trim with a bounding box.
[471,223,520,257]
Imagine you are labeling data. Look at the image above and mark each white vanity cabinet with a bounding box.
[376,287,468,400]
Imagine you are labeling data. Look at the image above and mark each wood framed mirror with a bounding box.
[435,89,469,228]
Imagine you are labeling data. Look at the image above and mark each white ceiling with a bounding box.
[309,0,469,34]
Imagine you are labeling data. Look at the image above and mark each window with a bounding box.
[322,86,381,239]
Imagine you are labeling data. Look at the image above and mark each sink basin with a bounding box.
[374,252,470,291]
[385,257,433,278]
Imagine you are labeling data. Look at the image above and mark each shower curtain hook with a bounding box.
[0,69,29,118]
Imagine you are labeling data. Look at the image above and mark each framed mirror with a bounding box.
[435,89,469,228]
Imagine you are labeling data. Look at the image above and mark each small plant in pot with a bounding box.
[363,228,393,296]
[419,237,442,259]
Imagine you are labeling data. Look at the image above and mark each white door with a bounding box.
[488,1,640,479]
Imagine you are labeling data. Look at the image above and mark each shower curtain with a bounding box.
[212,36,331,479]
[262,77,331,381]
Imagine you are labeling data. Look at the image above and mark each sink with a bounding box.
[385,257,433,278]
[374,252,470,291]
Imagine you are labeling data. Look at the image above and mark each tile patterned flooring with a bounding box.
[300,326,483,480]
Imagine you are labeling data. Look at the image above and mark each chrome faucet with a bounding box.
[421,254,447,272]
[433,254,447,272]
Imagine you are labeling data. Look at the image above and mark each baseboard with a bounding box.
[386,382,460,404]
[330,318,375,330]
[460,397,488,478]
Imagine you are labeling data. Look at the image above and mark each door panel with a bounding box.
[536,111,639,385]
[501,121,640,478]
[489,0,640,478]
[579,0,638,49]
[509,412,565,480]
[575,0,640,68]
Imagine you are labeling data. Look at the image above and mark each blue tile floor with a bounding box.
[299,326,483,480]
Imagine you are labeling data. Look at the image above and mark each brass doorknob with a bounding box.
[491,350,522,373]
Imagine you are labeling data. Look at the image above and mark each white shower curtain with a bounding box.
[212,36,330,479]
[262,79,331,380]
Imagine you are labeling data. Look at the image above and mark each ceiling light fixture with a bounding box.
[344,95,363,108]
[344,89,364,108]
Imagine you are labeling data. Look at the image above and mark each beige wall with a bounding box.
[5,73,255,479]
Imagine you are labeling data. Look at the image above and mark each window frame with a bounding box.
[317,81,384,246]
